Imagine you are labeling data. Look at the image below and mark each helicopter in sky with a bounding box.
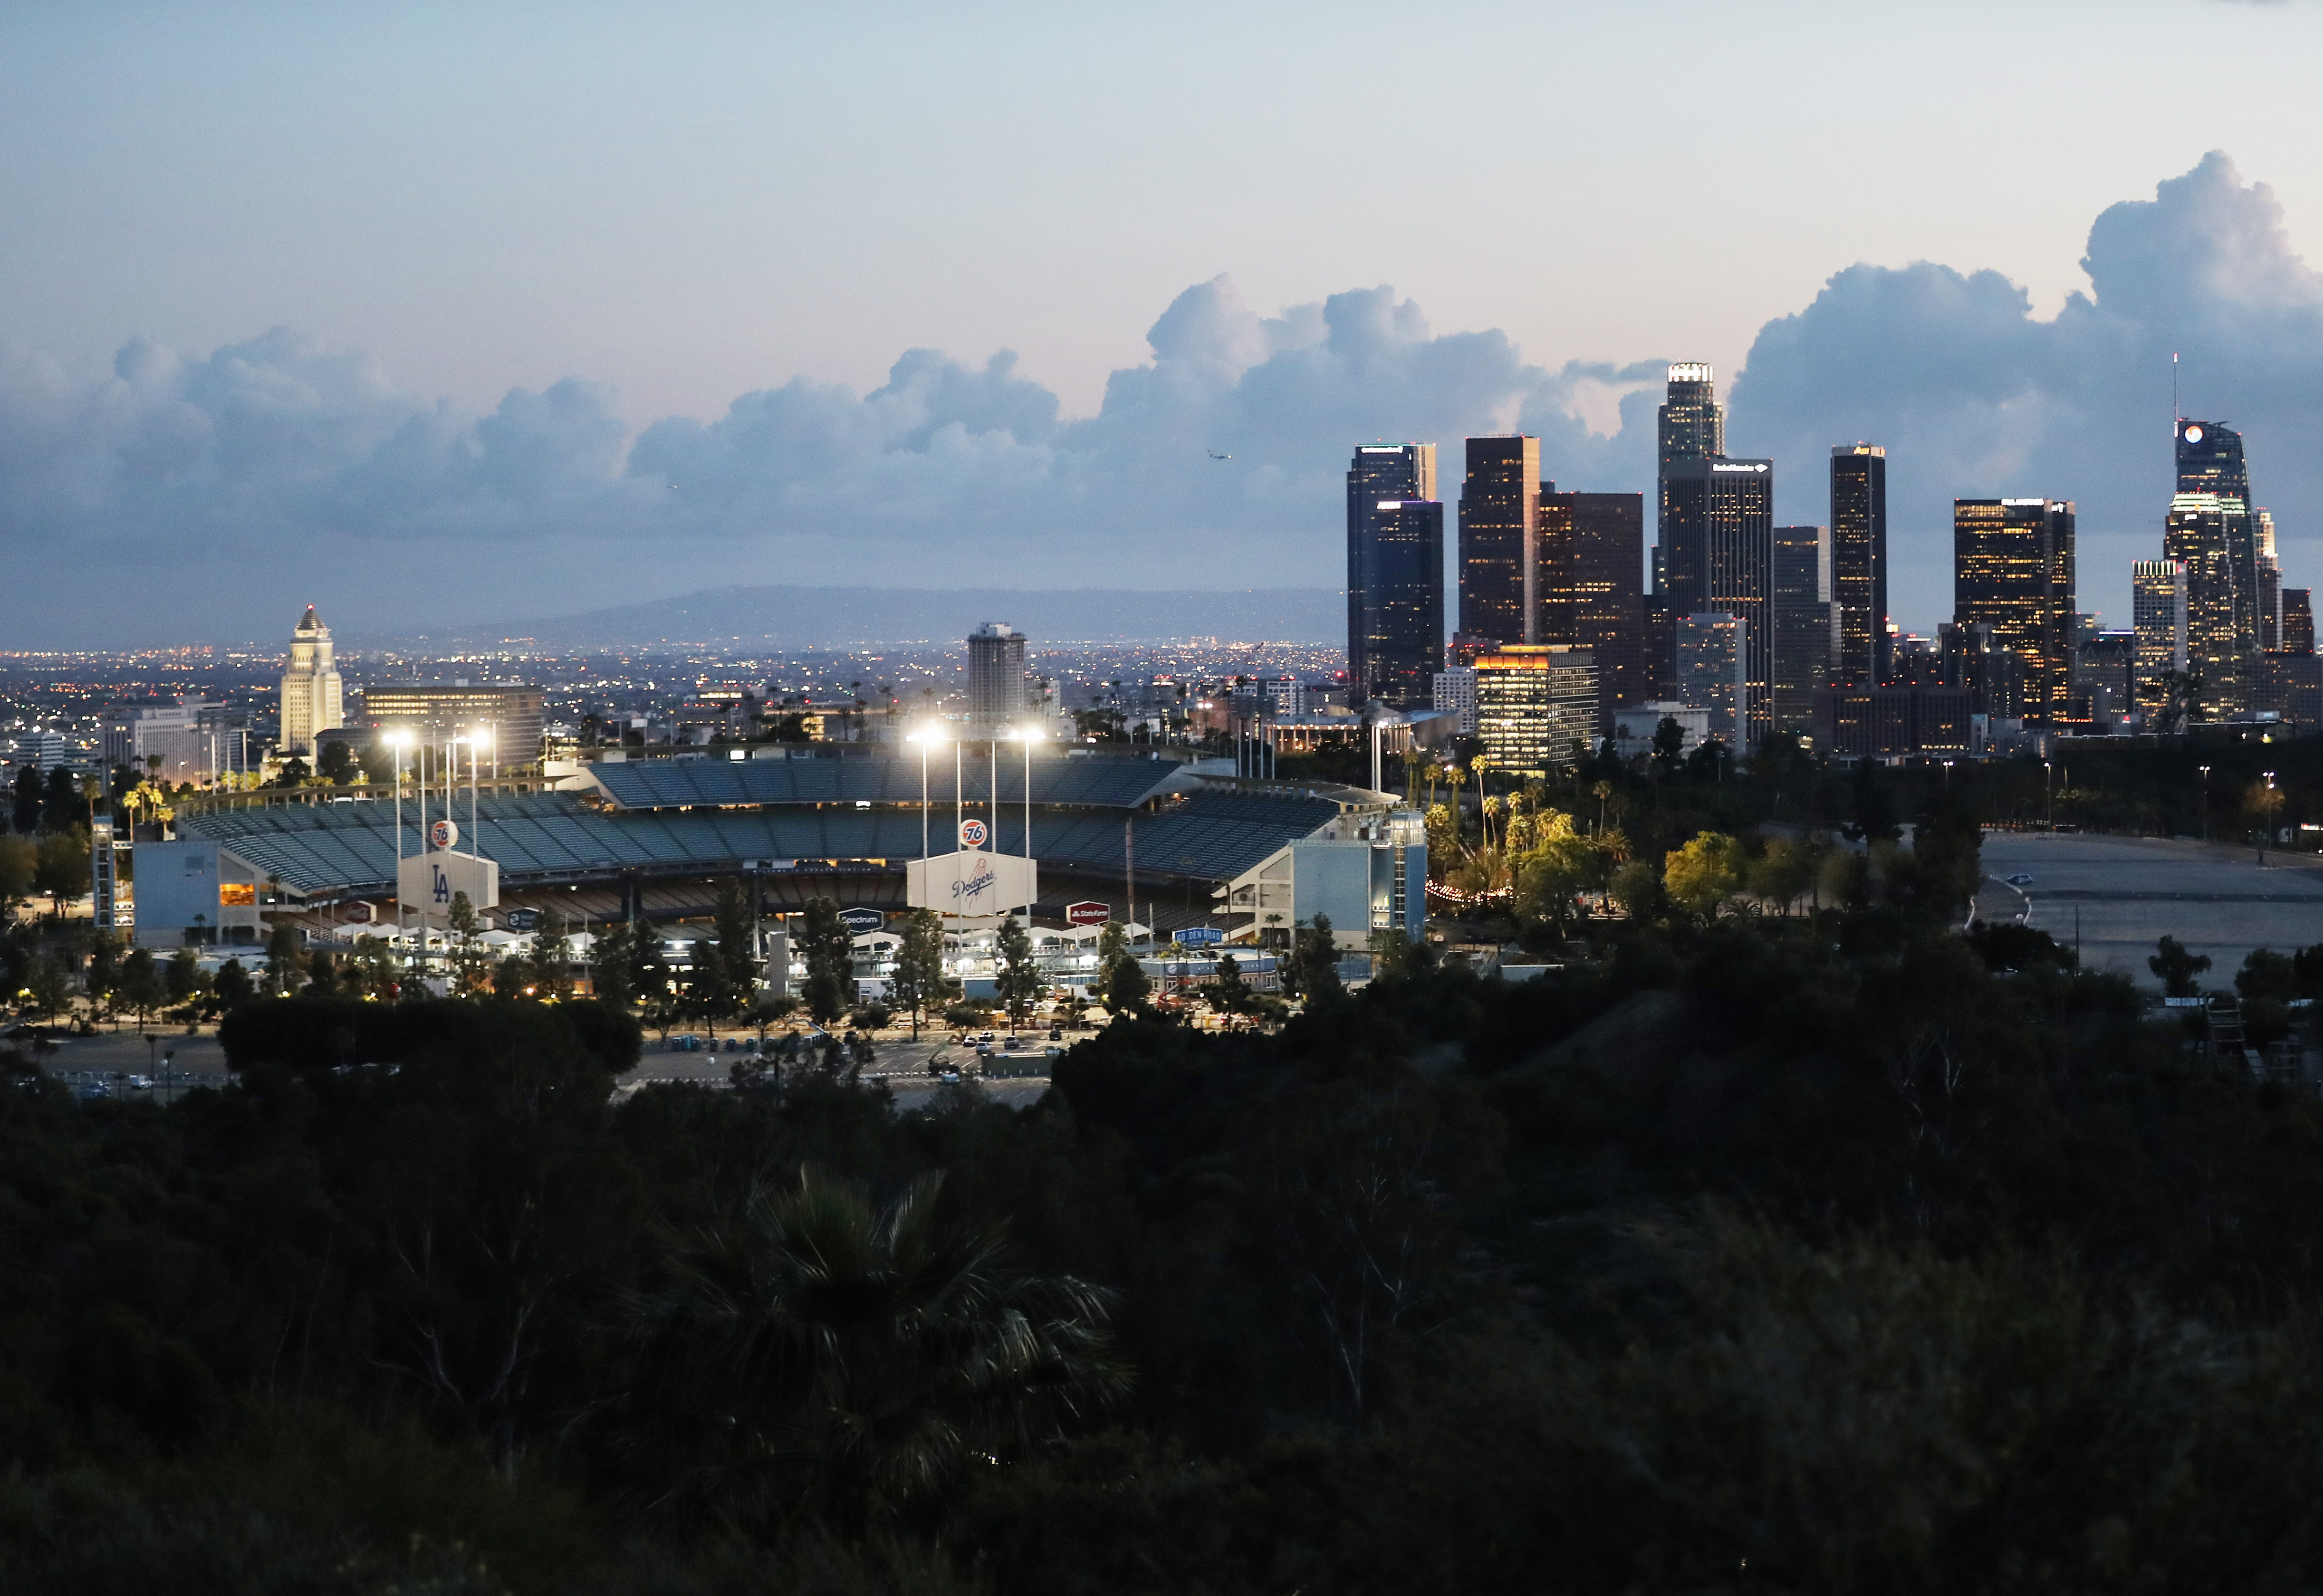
[1207,450,1233,460]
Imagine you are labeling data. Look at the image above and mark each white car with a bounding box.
[2006,873,2035,887]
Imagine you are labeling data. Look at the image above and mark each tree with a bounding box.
[1651,716,1688,780]
[317,740,356,784]
[2150,935,2211,998]
[40,766,85,833]
[889,907,948,1040]
[1213,951,1252,1016]
[1609,857,1662,920]
[26,954,72,1021]
[32,830,90,918]
[1284,914,1343,1005]
[622,1166,1123,1538]
[10,766,41,835]
[994,915,1041,1030]
[0,834,34,919]
[213,957,254,1011]
[1663,831,1742,921]
[164,945,204,1011]
[529,906,575,1000]
[635,927,675,1034]
[305,949,341,997]
[798,898,857,1027]
[589,920,637,1010]
[701,879,758,1021]
[1096,922,1148,1014]
[264,921,302,996]
[2245,778,2287,846]
[118,946,165,1031]
[447,891,489,996]
[1748,837,1818,915]
[85,930,121,1022]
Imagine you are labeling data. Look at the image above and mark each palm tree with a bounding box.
[619,1166,1125,1538]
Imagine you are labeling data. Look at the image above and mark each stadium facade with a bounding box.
[151,748,1423,951]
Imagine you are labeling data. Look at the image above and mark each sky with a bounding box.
[4,0,2323,646]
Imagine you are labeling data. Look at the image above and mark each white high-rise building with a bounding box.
[278,605,344,755]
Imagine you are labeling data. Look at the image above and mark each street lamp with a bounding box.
[2198,764,2212,841]
[2044,760,2054,831]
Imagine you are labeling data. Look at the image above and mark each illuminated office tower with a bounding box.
[967,623,1032,724]
[278,605,344,757]
[1654,363,1722,597]
[2257,507,2282,652]
[1770,524,1841,734]
[1458,435,1539,646]
[1345,444,1442,707]
[2284,590,2315,656]
[2164,494,2251,717]
[1662,456,1774,743]
[2176,420,2260,667]
[1536,487,1646,728]
[1953,498,2076,722]
[1675,613,1747,747]
[2131,559,2189,718]
[1830,444,1889,686]
[1472,645,1598,777]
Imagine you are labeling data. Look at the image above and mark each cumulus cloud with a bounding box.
[1732,151,2323,628]
[5,151,2318,644]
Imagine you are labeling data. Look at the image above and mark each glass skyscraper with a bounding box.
[1953,498,2076,722]
[1346,444,1442,708]
[2174,420,2261,689]
[1458,435,1539,648]
[1536,487,1647,728]
[1662,457,1774,745]
[1829,444,1889,688]
[1770,524,1841,734]
[2131,558,2189,719]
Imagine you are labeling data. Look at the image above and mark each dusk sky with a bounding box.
[6,1,2323,644]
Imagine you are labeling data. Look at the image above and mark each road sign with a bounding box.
[1066,900,1110,926]
[959,818,989,848]
[1176,926,1224,946]
[838,906,886,935]
[429,818,460,851]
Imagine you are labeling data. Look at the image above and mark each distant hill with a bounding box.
[353,584,1344,648]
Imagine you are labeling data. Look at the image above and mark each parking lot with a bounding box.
[615,1024,1084,1110]
[1977,832,2323,990]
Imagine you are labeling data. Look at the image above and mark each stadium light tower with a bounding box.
[1010,723,1043,915]
[907,723,949,862]
[386,730,415,969]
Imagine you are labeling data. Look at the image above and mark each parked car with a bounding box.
[1004,1036,1024,1051]
[1047,1028,1063,1041]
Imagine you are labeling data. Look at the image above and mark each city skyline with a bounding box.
[7,6,2323,649]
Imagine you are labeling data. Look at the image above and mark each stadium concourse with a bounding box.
[160,747,1426,946]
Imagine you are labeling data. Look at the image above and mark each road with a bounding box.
[1976,832,2323,990]
[617,1029,1077,1110]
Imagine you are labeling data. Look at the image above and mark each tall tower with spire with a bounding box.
[278,605,344,756]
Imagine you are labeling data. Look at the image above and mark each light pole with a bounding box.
[2044,760,2054,831]
[1011,724,1042,918]
[2198,764,2211,841]
[908,724,947,862]
[387,731,414,978]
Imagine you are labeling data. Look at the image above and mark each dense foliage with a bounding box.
[14,888,2323,1590]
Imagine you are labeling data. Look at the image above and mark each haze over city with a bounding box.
[6,2,2323,644]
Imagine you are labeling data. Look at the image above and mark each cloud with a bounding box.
[4,152,2319,645]
[1731,151,2323,628]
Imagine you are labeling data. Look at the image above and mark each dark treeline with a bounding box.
[14,889,2323,1590]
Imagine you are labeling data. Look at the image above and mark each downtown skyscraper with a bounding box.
[1536,488,1647,727]
[1345,444,1443,708]
[1955,498,2076,722]
[2169,419,2262,712]
[1459,435,1540,647]
[1829,444,1889,687]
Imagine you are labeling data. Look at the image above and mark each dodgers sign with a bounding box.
[905,848,1037,917]
[959,818,989,849]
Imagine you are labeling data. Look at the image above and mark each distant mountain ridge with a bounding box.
[349,584,1344,649]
